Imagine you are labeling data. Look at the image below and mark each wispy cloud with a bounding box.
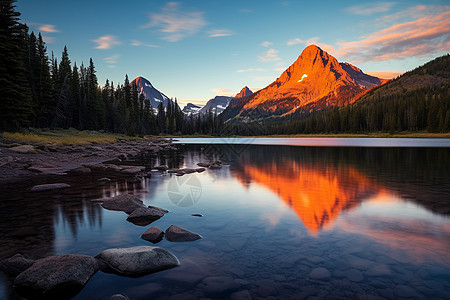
[258,48,281,62]
[286,37,335,53]
[143,2,207,42]
[130,40,160,48]
[91,35,122,49]
[212,88,233,96]
[346,2,396,16]
[237,68,265,73]
[335,9,450,62]
[261,41,272,47]
[39,24,60,33]
[208,29,233,38]
[104,54,120,68]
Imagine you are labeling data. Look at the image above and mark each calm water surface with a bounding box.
[0,138,449,299]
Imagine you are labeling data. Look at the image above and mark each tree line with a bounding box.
[0,0,224,135]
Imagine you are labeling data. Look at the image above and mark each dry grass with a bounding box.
[2,128,142,146]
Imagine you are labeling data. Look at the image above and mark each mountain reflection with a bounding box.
[230,146,450,234]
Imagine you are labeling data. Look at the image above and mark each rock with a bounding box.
[366,264,392,277]
[197,162,210,168]
[168,169,182,173]
[141,226,164,243]
[191,214,203,217]
[14,254,99,297]
[182,168,196,174]
[127,207,166,224]
[231,290,252,300]
[9,145,35,153]
[109,294,129,300]
[196,168,206,173]
[345,269,364,282]
[96,246,179,276]
[154,165,168,171]
[209,161,222,169]
[98,177,111,182]
[71,166,91,174]
[0,254,35,276]
[165,225,202,242]
[309,267,331,280]
[86,163,123,172]
[31,183,71,191]
[120,166,146,175]
[92,194,145,214]
[202,276,241,297]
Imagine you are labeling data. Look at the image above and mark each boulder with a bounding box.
[0,254,35,276]
[209,161,222,169]
[14,254,99,297]
[126,207,166,224]
[92,194,145,214]
[96,246,179,276]
[141,226,164,243]
[182,168,197,174]
[31,183,71,191]
[196,168,206,173]
[9,145,35,153]
[165,225,202,242]
[197,162,210,168]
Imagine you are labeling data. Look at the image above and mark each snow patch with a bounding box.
[298,74,308,83]
[154,98,161,102]
[145,82,153,88]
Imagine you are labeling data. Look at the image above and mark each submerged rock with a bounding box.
[165,225,202,242]
[141,226,164,243]
[92,194,145,214]
[309,267,331,280]
[14,254,99,298]
[31,183,71,191]
[0,254,35,276]
[96,246,179,276]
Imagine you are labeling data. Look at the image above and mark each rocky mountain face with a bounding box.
[182,103,203,116]
[235,86,253,98]
[132,77,173,109]
[222,45,383,122]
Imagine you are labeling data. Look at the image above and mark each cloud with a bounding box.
[237,68,265,73]
[104,54,120,68]
[287,37,336,53]
[41,36,55,44]
[335,9,450,63]
[258,49,281,62]
[366,71,404,79]
[91,35,122,49]
[130,40,160,48]
[38,24,60,33]
[143,2,207,42]
[212,88,233,96]
[346,2,396,15]
[261,41,272,47]
[208,29,233,38]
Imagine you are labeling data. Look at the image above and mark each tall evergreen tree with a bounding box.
[0,0,34,129]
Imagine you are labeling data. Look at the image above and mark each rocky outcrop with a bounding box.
[92,194,145,214]
[96,246,179,276]
[31,183,71,191]
[141,226,165,243]
[14,254,99,298]
[165,225,202,242]
[0,254,35,276]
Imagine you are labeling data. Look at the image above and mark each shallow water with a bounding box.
[0,140,449,299]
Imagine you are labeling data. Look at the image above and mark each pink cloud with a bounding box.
[335,9,450,63]
[38,24,59,33]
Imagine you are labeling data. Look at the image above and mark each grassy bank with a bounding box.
[1,128,143,146]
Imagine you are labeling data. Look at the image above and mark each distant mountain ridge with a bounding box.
[132,76,173,108]
[182,103,203,116]
[222,45,383,122]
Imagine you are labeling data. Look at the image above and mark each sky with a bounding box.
[17,0,450,107]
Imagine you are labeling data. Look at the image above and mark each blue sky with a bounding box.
[18,0,450,107]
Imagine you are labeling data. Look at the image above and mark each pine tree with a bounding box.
[0,0,34,129]
[53,46,72,127]
[34,33,53,127]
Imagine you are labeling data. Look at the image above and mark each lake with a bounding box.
[0,138,449,299]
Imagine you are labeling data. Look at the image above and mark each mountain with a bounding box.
[132,76,172,108]
[235,86,253,98]
[222,45,383,122]
[197,96,233,115]
[182,103,203,116]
